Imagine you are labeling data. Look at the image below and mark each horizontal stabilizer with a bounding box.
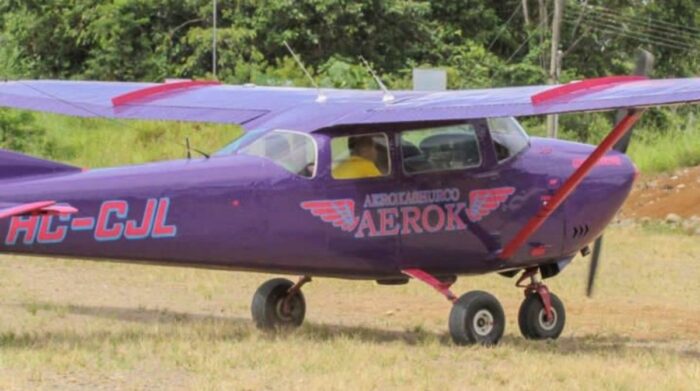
[0,201,78,219]
[0,148,80,181]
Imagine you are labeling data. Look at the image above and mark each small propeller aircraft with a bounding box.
[1,74,700,345]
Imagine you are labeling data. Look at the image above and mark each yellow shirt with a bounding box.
[332,156,382,179]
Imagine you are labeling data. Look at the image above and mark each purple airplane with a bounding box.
[1,76,699,345]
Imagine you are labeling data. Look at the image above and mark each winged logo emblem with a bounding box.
[301,187,515,237]
[300,199,359,232]
[466,187,516,222]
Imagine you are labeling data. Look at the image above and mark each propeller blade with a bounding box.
[612,49,655,154]
[587,50,654,297]
[587,236,603,297]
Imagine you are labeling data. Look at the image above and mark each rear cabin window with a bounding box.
[400,124,480,174]
[488,117,529,161]
[239,130,317,178]
[331,133,391,180]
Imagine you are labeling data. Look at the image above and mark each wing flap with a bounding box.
[0,201,78,219]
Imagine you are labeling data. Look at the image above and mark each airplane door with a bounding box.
[320,132,400,277]
[396,122,512,274]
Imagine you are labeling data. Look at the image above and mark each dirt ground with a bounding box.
[0,226,698,390]
[622,165,700,219]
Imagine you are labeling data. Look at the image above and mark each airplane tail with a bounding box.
[0,148,81,181]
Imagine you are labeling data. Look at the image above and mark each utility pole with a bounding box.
[212,0,217,79]
[547,0,564,138]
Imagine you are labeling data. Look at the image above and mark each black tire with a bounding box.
[449,291,505,346]
[518,292,565,340]
[251,278,306,330]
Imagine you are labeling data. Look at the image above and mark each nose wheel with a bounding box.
[251,276,310,330]
[516,268,566,340]
[518,292,565,339]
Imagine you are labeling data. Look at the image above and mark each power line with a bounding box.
[563,16,694,51]
[585,4,700,35]
[563,14,695,51]
[589,8,700,41]
[505,31,540,64]
[565,13,695,49]
[487,3,523,51]
[571,7,700,43]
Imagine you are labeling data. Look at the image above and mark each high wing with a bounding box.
[0,80,389,130]
[2,77,700,130]
[0,201,78,220]
[339,76,700,125]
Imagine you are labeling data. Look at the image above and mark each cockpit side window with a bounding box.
[400,124,481,174]
[238,130,317,178]
[487,117,530,162]
[331,133,391,180]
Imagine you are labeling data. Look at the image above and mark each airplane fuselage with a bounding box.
[0,129,636,280]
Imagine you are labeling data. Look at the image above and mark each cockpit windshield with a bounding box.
[234,130,317,178]
[488,117,530,161]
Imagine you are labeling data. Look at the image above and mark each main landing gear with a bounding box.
[251,276,311,330]
[250,269,566,345]
[403,267,566,346]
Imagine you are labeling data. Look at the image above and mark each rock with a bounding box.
[671,175,679,180]
[646,180,658,188]
[677,183,687,190]
[682,220,699,232]
[690,215,700,223]
[665,213,682,224]
[640,217,652,225]
[618,219,636,228]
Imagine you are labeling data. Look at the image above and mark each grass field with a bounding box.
[0,226,698,390]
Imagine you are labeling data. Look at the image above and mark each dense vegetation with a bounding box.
[1,0,699,171]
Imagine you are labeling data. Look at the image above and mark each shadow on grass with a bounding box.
[6,301,700,360]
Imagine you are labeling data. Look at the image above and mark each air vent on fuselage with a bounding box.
[572,224,590,239]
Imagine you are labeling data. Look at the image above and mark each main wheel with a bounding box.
[251,278,306,330]
[518,292,565,340]
[449,291,505,346]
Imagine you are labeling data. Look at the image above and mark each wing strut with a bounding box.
[499,110,644,260]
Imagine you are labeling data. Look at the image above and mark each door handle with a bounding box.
[474,172,500,180]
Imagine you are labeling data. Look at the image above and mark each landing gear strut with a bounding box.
[516,268,566,340]
[251,276,311,330]
[402,269,506,346]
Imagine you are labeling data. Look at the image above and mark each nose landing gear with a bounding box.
[516,268,566,340]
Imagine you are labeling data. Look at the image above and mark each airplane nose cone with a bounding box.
[563,149,637,255]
